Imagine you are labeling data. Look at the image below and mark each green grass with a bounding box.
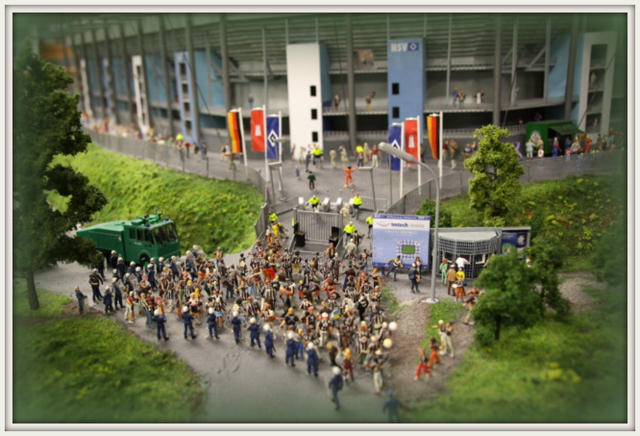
[13,282,71,318]
[13,287,203,423]
[48,144,264,255]
[408,284,627,423]
[381,284,405,316]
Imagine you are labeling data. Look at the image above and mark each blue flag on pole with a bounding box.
[266,115,280,160]
[388,124,402,171]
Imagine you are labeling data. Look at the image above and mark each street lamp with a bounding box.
[378,142,440,304]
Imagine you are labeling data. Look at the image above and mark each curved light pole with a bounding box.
[379,142,440,304]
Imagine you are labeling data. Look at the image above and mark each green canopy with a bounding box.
[549,123,584,136]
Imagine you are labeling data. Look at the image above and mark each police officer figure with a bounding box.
[247,317,261,347]
[112,278,124,310]
[75,287,87,315]
[264,324,275,358]
[285,331,297,367]
[154,309,169,341]
[306,342,319,377]
[231,311,242,344]
[89,269,103,302]
[383,388,404,422]
[103,286,114,314]
[181,306,197,339]
[328,366,344,411]
[206,308,220,339]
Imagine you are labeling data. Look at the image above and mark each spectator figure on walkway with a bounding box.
[344,166,356,187]
[75,287,87,315]
[328,366,344,411]
[475,90,484,108]
[307,171,316,190]
[248,93,254,109]
[452,87,459,106]
[305,150,312,173]
[414,348,432,381]
[340,145,349,165]
[371,143,380,167]
[363,142,371,163]
[365,91,375,110]
[334,94,341,111]
[383,389,405,423]
[449,139,459,169]
[341,204,351,227]
[330,147,337,169]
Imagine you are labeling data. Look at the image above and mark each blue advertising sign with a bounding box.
[266,115,280,160]
[372,213,430,268]
[501,230,529,257]
[388,124,402,171]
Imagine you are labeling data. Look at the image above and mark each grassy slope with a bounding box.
[13,285,203,423]
[49,144,263,255]
[410,285,627,423]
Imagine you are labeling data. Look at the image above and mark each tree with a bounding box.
[13,42,107,309]
[473,251,541,345]
[525,234,571,318]
[415,198,452,228]
[589,216,627,287]
[464,125,524,227]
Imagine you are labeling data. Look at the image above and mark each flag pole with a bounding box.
[278,111,283,192]
[439,111,443,182]
[239,107,248,180]
[264,105,269,185]
[400,121,405,198]
[417,116,422,195]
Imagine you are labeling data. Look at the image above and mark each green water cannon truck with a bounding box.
[77,212,181,265]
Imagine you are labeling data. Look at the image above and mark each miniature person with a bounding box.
[431,320,449,355]
[366,215,374,238]
[340,145,349,164]
[328,366,344,411]
[474,90,484,108]
[414,347,432,381]
[306,342,320,377]
[285,331,297,367]
[246,317,261,348]
[443,322,454,357]
[385,256,403,281]
[383,389,405,423]
[451,87,459,106]
[75,286,87,315]
[439,259,449,285]
[365,91,375,110]
[308,194,321,209]
[330,147,337,169]
[181,306,197,340]
[371,143,380,167]
[334,94,341,111]
[231,311,242,344]
[264,324,275,358]
[367,349,386,394]
[343,166,356,187]
[351,193,363,219]
[248,93,254,109]
[449,139,459,169]
[408,263,420,294]
[305,150,312,173]
[446,264,457,296]
[463,287,480,325]
[342,346,355,382]
[89,269,103,303]
[427,336,441,367]
[103,286,114,314]
[154,308,169,341]
[295,166,300,180]
[206,308,220,339]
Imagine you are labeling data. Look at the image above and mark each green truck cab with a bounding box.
[77,213,181,265]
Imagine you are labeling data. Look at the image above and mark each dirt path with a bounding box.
[385,271,605,407]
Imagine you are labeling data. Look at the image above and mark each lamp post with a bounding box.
[378,142,440,304]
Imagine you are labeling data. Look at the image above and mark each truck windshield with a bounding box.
[153,223,178,244]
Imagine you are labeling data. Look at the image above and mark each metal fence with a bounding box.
[296,209,343,243]
[386,151,624,215]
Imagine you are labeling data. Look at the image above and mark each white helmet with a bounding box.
[186,251,192,255]
[171,256,177,260]
[389,321,398,332]
[112,278,118,283]
[182,306,189,313]
[332,366,341,375]
[111,250,116,255]
[154,309,161,316]
[159,257,164,262]
[130,262,136,266]
[136,267,141,272]
[233,311,238,317]
[208,308,214,314]
[250,317,256,324]
[150,258,155,262]
[125,273,130,278]
[104,286,110,291]
[92,268,98,273]
[263,324,272,332]
[113,269,117,275]
[118,257,123,262]
[307,342,315,350]
[287,331,294,339]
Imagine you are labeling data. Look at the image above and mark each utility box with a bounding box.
[295,231,306,248]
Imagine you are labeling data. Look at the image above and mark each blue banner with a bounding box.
[388,124,402,171]
[266,116,280,160]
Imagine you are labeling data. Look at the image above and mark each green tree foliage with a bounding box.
[415,198,453,228]
[525,234,571,319]
[473,251,541,345]
[590,216,627,286]
[13,42,107,309]
[464,125,525,227]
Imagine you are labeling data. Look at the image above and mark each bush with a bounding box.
[416,198,453,228]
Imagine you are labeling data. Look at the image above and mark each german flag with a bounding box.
[227,110,244,154]
[426,114,440,160]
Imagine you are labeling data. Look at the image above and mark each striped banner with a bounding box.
[227,110,244,154]
[426,115,440,160]
[266,114,281,160]
[251,108,265,152]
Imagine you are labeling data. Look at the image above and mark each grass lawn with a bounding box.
[12,285,203,423]
[408,284,627,423]
[48,144,264,255]
[421,300,465,348]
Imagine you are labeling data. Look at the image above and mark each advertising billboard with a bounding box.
[372,214,431,268]
[501,226,532,258]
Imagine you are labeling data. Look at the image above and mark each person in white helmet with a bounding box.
[328,366,344,411]
[231,311,242,344]
[103,286,114,314]
[181,306,197,340]
[89,269,103,303]
[154,308,169,341]
[247,317,261,347]
[264,324,275,357]
[306,342,320,377]
[206,308,220,340]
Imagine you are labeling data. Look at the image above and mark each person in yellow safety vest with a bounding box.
[269,212,278,223]
[308,195,321,210]
[366,215,374,238]
[312,145,324,168]
[355,144,364,156]
[344,221,356,246]
[352,194,363,220]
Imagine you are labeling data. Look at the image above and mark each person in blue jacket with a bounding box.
[75,286,87,315]
[247,317,261,347]
[112,278,124,310]
[383,388,405,423]
[206,308,220,339]
[285,331,297,367]
[306,342,319,377]
[154,309,169,341]
[181,306,197,339]
[103,286,114,314]
[328,366,344,411]
[264,324,275,358]
[231,311,243,344]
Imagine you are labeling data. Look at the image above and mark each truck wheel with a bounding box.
[140,254,150,267]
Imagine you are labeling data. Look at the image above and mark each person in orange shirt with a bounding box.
[343,166,356,187]
[427,336,442,367]
[414,347,432,381]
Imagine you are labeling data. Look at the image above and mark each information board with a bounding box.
[372,214,431,269]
